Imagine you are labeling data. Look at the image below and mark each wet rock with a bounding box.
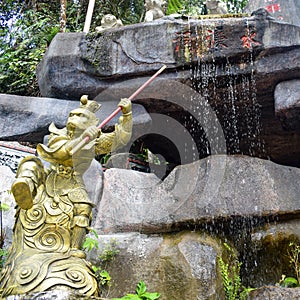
[0,94,151,143]
[274,79,300,131]
[242,219,300,288]
[86,231,225,300]
[35,15,300,168]
[94,155,300,233]
[248,285,300,299]
[245,0,300,26]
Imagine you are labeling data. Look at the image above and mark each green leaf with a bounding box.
[82,237,99,251]
[281,277,300,288]
[142,292,161,300]
[136,280,147,296]
[0,203,10,211]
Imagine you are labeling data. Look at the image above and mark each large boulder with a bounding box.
[0,94,151,143]
[36,12,300,168]
[94,155,300,233]
[249,286,300,299]
[245,0,300,26]
[274,79,300,130]
[87,231,225,300]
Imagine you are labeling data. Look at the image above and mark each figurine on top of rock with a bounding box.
[0,96,132,298]
[205,0,228,15]
[95,14,123,32]
[144,0,166,22]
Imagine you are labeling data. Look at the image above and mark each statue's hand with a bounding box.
[118,98,132,115]
[81,126,100,141]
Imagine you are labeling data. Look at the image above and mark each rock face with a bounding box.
[94,155,300,233]
[0,93,151,143]
[87,232,225,300]
[274,79,300,131]
[1,152,300,299]
[245,0,300,26]
[36,11,300,168]
[249,286,300,299]
[88,155,300,298]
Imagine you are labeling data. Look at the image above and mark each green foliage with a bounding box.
[278,275,300,288]
[98,238,120,263]
[166,0,249,15]
[0,203,10,211]
[82,227,99,251]
[0,248,8,269]
[112,280,160,300]
[166,0,183,15]
[288,242,300,284]
[218,242,254,300]
[92,266,112,286]
[278,242,300,288]
[82,237,99,252]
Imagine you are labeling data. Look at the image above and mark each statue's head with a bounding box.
[145,0,165,10]
[101,14,117,27]
[67,95,100,133]
[205,0,219,9]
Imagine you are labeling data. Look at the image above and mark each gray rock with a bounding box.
[274,79,300,130]
[245,0,300,27]
[86,232,224,300]
[0,93,151,143]
[249,286,300,299]
[247,219,300,287]
[94,155,300,233]
[35,14,300,168]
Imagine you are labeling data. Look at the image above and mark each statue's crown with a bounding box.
[80,95,101,113]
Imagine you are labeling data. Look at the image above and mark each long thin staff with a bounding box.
[70,65,167,155]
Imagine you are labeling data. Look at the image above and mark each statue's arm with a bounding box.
[95,98,132,155]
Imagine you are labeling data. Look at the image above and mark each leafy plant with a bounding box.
[92,266,112,286]
[98,238,120,264]
[288,242,300,284]
[112,280,160,300]
[0,248,8,269]
[82,230,119,296]
[218,242,254,300]
[278,242,300,288]
[82,228,99,252]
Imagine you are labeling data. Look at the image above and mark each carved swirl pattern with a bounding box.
[19,204,46,230]
[34,225,70,252]
[16,261,40,285]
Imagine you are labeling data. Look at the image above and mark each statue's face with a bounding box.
[67,109,97,132]
[102,14,117,26]
[206,0,218,9]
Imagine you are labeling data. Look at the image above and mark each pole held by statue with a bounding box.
[70,64,167,155]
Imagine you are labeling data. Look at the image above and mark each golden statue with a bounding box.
[0,96,132,298]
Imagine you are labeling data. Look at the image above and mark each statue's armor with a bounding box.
[0,100,132,297]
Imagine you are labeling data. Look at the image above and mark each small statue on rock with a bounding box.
[0,96,132,298]
[144,0,166,22]
[205,0,228,15]
[95,14,123,32]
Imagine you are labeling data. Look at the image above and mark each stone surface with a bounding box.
[274,79,300,130]
[36,13,300,168]
[0,93,151,143]
[245,0,300,26]
[37,13,300,99]
[87,232,225,300]
[248,286,300,299]
[94,155,300,233]
[246,220,300,288]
